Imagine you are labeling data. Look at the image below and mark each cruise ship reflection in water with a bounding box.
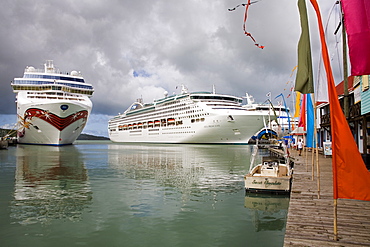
[107,144,247,194]
[11,145,92,225]
[106,143,252,216]
[244,193,289,232]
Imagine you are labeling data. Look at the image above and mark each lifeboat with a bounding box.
[167,118,175,125]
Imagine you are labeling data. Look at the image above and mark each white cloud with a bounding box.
[0,114,17,130]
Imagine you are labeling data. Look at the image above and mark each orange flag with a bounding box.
[293,92,301,118]
[310,0,370,201]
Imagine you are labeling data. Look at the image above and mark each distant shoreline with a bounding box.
[0,128,109,140]
[77,133,110,140]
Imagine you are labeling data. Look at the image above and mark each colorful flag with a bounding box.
[315,60,329,104]
[298,94,306,131]
[306,94,315,148]
[275,93,291,132]
[293,92,301,118]
[228,1,264,49]
[310,0,370,201]
[295,0,314,94]
[341,0,370,76]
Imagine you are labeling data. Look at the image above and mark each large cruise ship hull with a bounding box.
[17,100,92,145]
[109,112,263,144]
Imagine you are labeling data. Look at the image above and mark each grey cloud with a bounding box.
[0,0,340,116]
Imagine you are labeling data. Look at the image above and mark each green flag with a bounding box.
[295,0,314,94]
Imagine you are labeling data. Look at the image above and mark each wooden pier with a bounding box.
[269,147,370,246]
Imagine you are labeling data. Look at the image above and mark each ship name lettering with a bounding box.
[252,180,262,184]
[264,179,282,187]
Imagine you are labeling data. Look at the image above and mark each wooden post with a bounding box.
[313,99,320,198]
[312,147,315,181]
[334,198,338,241]
[305,144,309,172]
[363,116,367,155]
[316,146,320,198]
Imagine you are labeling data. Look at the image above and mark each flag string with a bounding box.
[229,1,265,49]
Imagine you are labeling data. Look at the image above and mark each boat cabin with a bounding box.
[250,157,289,177]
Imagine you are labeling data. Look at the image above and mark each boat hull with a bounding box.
[17,100,92,145]
[244,175,291,194]
[109,112,264,144]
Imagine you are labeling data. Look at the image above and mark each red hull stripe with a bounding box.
[24,108,88,131]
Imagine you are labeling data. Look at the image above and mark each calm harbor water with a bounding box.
[0,141,288,247]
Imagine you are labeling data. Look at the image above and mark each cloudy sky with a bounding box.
[0,0,342,136]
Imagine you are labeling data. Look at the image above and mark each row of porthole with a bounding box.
[115,117,205,131]
[190,118,205,123]
[118,118,179,131]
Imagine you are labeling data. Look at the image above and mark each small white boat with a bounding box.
[244,146,292,194]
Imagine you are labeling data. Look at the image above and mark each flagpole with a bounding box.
[311,92,315,180]
[310,145,314,181]
[333,2,347,239]
[333,2,347,240]
[334,198,338,241]
[305,141,309,172]
[311,139,314,181]
[310,93,315,180]
[308,0,340,241]
[315,101,320,199]
[342,3,349,118]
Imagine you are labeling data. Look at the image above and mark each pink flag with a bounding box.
[342,0,370,76]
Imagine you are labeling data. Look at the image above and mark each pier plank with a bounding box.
[268,148,370,246]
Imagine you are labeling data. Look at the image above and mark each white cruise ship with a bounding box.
[11,60,94,145]
[243,93,298,140]
[108,85,265,144]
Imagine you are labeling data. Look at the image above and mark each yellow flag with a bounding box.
[293,92,301,118]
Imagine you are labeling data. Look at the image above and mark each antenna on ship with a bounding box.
[181,84,188,94]
[244,92,255,106]
[212,85,216,94]
[137,95,143,103]
[44,60,55,73]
